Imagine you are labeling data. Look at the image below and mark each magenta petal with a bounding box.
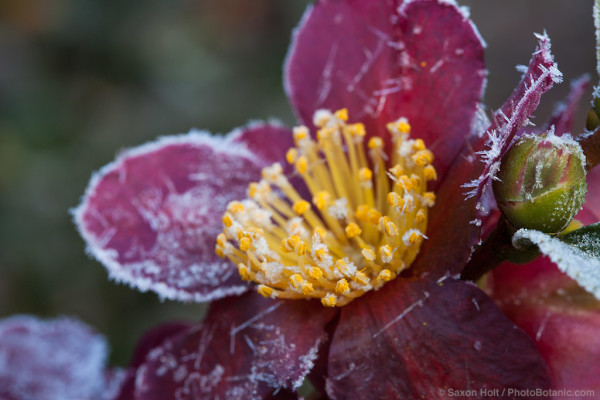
[229,122,294,169]
[327,277,550,399]
[0,315,113,400]
[545,76,590,136]
[74,131,272,302]
[285,0,486,178]
[577,166,600,223]
[464,33,562,204]
[134,293,336,399]
[491,259,600,394]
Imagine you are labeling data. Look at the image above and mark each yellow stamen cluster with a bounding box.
[216,109,437,307]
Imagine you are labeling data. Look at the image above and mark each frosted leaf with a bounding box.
[134,293,336,400]
[0,315,114,400]
[74,124,291,303]
[513,225,600,300]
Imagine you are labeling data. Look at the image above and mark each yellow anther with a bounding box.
[239,237,252,252]
[309,267,324,280]
[335,279,350,295]
[411,175,421,188]
[295,156,308,174]
[222,214,233,227]
[379,216,399,237]
[398,175,415,191]
[313,191,331,210]
[368,137,383,149]
[262,163,282,181]
[345,222,362,238]
[366,209,382,225]
[227,201,244,213]
[317,127,334,142]
[290,274,304,290]
[412,150,434,166]
[423,165,438,181]
[282,235,301,253]
[355,205,370,222]
[216,233,227,247]
[248,182,258,198]
[353,270,370,286]
[389,164,405,178]
[257,285,275,298]
[293,200,311,215]
[379,245,393,263]
[377,269,393,282]
[347,123,366,137]
[295,241,307,256]
[293,126,309,145]
[238,264,252,281]
[335,259,352,275]
[322,293,337,307]
[215,246,225,258]
[413,139,426,151]
[416,209,427,224]
[335,108,349,121]
[397,120,411,134]
[314,247,328,261]
[358,167,373,182]
[313,227,327,240]
[286,148,298,164]
[387,192,404,208]
[387,118,411,135]
[362,248,376,262]
[423,192,436,207]
[302,282,314,295]
[405,230,423,246]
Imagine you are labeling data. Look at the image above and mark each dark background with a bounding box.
[0,0,595,366]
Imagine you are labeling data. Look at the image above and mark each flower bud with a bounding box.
[492,133,587,234]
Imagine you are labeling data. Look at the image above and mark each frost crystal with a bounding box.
[513,229,600,300]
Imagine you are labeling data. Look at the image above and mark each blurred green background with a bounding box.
[0,0,595,366]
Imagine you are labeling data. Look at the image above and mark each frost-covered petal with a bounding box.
[464,33,562,206]
[285,0,486,179]
[545,76,590,136]
[134,293,336,400]
[0,315,113,400]
[326,277,550,399]
[229,122,294,170]
[74,129,276,302]
[577,166,600,223]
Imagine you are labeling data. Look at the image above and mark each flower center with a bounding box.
[217,109,437,307]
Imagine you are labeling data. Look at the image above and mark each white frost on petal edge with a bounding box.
[72,129,259,303]
[513,229,600,301]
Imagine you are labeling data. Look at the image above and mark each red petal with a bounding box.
[491,258,600,394]
[0,315,114,400]
[130,321,193,368]
[230,122,294,170]
[411,143,482,277]
[285,0,486,179]
[545,76,590,136]
[464,33,562,205]
[134,293,336,399]
[75,129,276,302]
[577,166,600,223]
[326,277,550,399]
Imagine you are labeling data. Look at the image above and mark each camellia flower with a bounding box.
[73,0,574,398]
